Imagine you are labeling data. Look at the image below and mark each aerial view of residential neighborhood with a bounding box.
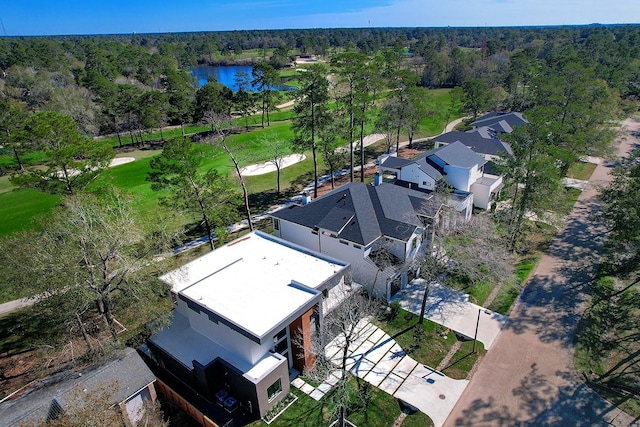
[1,1,640,426]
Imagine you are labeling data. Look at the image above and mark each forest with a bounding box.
[0,24,639,424]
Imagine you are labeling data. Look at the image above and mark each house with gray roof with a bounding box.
[271,181,444,301]
[0,348,156,427]
[470,111,528,130]
[380,141,503,210]
[432,127,513,161]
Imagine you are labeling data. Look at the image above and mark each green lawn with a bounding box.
[0,88,462,238]
[374,309,457,369]
[247,378,410,427]
[0,189,61,235]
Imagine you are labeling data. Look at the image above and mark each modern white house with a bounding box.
[380,141,503,211]
[271,181,444,302]
[0,348,157,427]
[146,231,350,422]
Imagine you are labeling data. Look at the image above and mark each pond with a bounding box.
[189,65,295,92]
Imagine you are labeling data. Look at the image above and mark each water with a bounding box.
[189,65,295,92]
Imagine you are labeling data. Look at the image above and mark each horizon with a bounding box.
[2,0,638,37]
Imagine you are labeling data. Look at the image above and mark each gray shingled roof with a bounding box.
[380,155,413,169]
[0,348,155,427]
[272,182,441,245]
[471,111,527,129]
[430,141,487,168]
[434,128,512,157]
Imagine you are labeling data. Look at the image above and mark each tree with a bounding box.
[318,121,347,190]
[194,81,233,123]
[292,64,330,198]
[598,148,640,269]
[2,190,173,341]
[533,60,618,176]
[251,62,279,127]
[403,87,430,149]
[462,78,492,120]
[206,113,255,231]
[234,71,256,130]
[10,111,113,195]
[299,289,380,427]
[0,99,28,173]
[332,52,368,182]
[500,113,562,251]
[260,134,291,195]
[148,136,241,250]
[387,69,419,153]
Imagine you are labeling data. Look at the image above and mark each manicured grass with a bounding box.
[247,378,407,427]
[0,175,13,194]
[487,275,522,315]
[441,339,485,380]
[566,161,597,181]
[0,188,61,235]
[374,309,457,369]
[402,411,435,427]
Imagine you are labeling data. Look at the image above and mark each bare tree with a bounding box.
[260,134,292,195]
[207,113,254,231]
[295,287,380,427]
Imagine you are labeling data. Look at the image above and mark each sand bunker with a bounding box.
[240,154,306,176]
[109,157,136,167]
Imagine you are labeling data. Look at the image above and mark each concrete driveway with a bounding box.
[392,279,506,349]
[325,320,469,427]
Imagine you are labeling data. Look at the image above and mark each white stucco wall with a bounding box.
[180,299,272,365]
[399,164,436,190]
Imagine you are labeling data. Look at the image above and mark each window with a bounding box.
[267,379,282,402]
[274,219,280,231]
[339,239,348,245]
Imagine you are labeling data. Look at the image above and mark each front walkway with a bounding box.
[324,320,469,427]
[392,279,506,349]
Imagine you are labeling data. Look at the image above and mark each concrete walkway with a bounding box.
[392,279,506,349]
[325,319,469,427]
[444,118,640,427]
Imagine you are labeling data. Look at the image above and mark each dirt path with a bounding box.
[444,119,640,426]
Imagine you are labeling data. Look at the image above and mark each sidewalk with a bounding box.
[392,279,506,349]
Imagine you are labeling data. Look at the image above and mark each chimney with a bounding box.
[302,190,312,205]
[374,172,382,186]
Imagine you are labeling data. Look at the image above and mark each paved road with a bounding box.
[444,119,640,427]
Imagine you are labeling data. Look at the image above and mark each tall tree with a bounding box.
[251,62,279,127]
[534,60,618,176]
[0,99,28,172]
[234,71,256,130]
[207,114,255,232]
[148,136,241,250]
[500,112,562,251]
[332,52,368,182]
[292,64,330,198]
[10,111,113,195]
[462,78,492,120]
[387,69,419,153]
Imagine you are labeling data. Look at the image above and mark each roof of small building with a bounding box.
[272,182,441,246]
[0,348,155,427]
[471,111,527,129]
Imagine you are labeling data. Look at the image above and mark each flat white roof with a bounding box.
[160,232,347,339]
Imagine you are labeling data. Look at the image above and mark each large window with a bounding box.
[267,378,282,402]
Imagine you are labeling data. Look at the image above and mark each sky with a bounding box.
[1,0,638,36]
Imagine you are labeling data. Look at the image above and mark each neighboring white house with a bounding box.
[0,348,157,427]
[146,231,350,422]
[380,141,503,211]
[271,181,444,302]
